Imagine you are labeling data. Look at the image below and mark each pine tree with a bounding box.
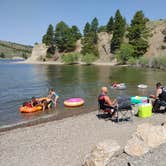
[70,25,82,41]
[54,21,76,52]
[111,10,126,53]
[83,22,91,37]
[91,17,99,33]
[90,17,99,44]
[42,24,54,46]
[106,16,114,33]
[81,19,99,56]
[127,10,149,57]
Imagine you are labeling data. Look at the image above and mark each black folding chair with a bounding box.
[116,96,133,122]
[97,96,133,122]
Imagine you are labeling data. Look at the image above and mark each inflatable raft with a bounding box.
[64,98,85,107]
[111,83,126,90]
[19,105,42,113]
[137,84,148,89]
[131,96,148,104]
[19,97,50,113]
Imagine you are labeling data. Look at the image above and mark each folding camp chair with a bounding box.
[98,96,133,122]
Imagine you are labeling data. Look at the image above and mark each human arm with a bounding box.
[155,88,162,99]
[104,96,117,107]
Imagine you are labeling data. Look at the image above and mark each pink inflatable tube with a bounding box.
[64,98,85,107]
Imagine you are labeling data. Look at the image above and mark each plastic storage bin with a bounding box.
[138,103,152,118]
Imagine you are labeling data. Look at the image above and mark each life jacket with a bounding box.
[98,94,108,108]
[159,87,166,102]
[23,102,32,108]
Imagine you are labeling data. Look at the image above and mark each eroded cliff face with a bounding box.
[26,43,48,62]
[146,20,166,56]
[96,32,114,63]
[28,20,166,62]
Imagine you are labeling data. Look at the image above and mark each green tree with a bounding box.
[83,22,91,37]
[98,26,107,32]
[81,19,99,57]
[42,24,54,46]
[106,16,114,33]
[70,25,82,41]
[0,52,5,58]
[127,10,149,57]
[111,10,126,53]
[90,17,99,44]
[91,17,99,33]
[54,21,76,52]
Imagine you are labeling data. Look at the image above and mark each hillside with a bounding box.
[146,19,166,56]
[26,20,166,63]
[0,40,32,59]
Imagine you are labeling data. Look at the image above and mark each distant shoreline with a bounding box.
[14,60,120,66]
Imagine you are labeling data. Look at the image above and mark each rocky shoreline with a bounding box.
[108,143,166,166]
[1,111,166,166]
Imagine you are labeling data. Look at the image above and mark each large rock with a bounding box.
[96,32,114,63]
[83,140,120,166]
[27,43,48,62]
[125,123,166,156]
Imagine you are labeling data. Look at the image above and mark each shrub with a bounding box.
[0,52,5,58]
[127,57,137,65]
[139,56,149,67]
[81,53,98,64]
[116,43,134,64]
[61,53,80,64]
[161,45,166,49]
[152,55,166,69]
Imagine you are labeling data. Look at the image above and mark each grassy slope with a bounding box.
[0,40,33,58]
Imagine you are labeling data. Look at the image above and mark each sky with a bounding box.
[0,0,165,45]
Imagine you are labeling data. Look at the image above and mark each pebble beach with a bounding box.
[0,111,166,166]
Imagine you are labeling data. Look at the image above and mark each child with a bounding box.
[47,88,59,109]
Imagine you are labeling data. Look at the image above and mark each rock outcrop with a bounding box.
[96,32,114,63]
[83,140,121,166]
[125,123,166,156]
[146,20,166,56]
[27,43,48,62]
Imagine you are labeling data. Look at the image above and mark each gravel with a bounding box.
[0,111,166,166]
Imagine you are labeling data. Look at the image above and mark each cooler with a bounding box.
[131,96,148,104]
[138,103,152,118]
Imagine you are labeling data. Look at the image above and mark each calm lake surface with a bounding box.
[0,60,165,127]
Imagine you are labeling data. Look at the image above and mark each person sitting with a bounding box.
[153,82,166,112]
[30,97,40,107]
[112,82,118,88]
[47,88,59,109]
[98,86,118,116]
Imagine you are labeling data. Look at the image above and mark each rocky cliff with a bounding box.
[28,20,166,62]
[146,20,166,56]
[26,43,48,62]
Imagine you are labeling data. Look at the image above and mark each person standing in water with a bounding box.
[47,88,59,109]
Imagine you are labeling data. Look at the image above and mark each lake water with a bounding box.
[0,60,165,127]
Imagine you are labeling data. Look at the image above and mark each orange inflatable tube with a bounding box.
[19,106,42,113]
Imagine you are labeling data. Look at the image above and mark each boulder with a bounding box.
[83,140,120,166]
[124,134,150,157]
[27,43,48,62]
[125,123,166,156]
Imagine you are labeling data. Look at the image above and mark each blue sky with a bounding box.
[0,0,165,45]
